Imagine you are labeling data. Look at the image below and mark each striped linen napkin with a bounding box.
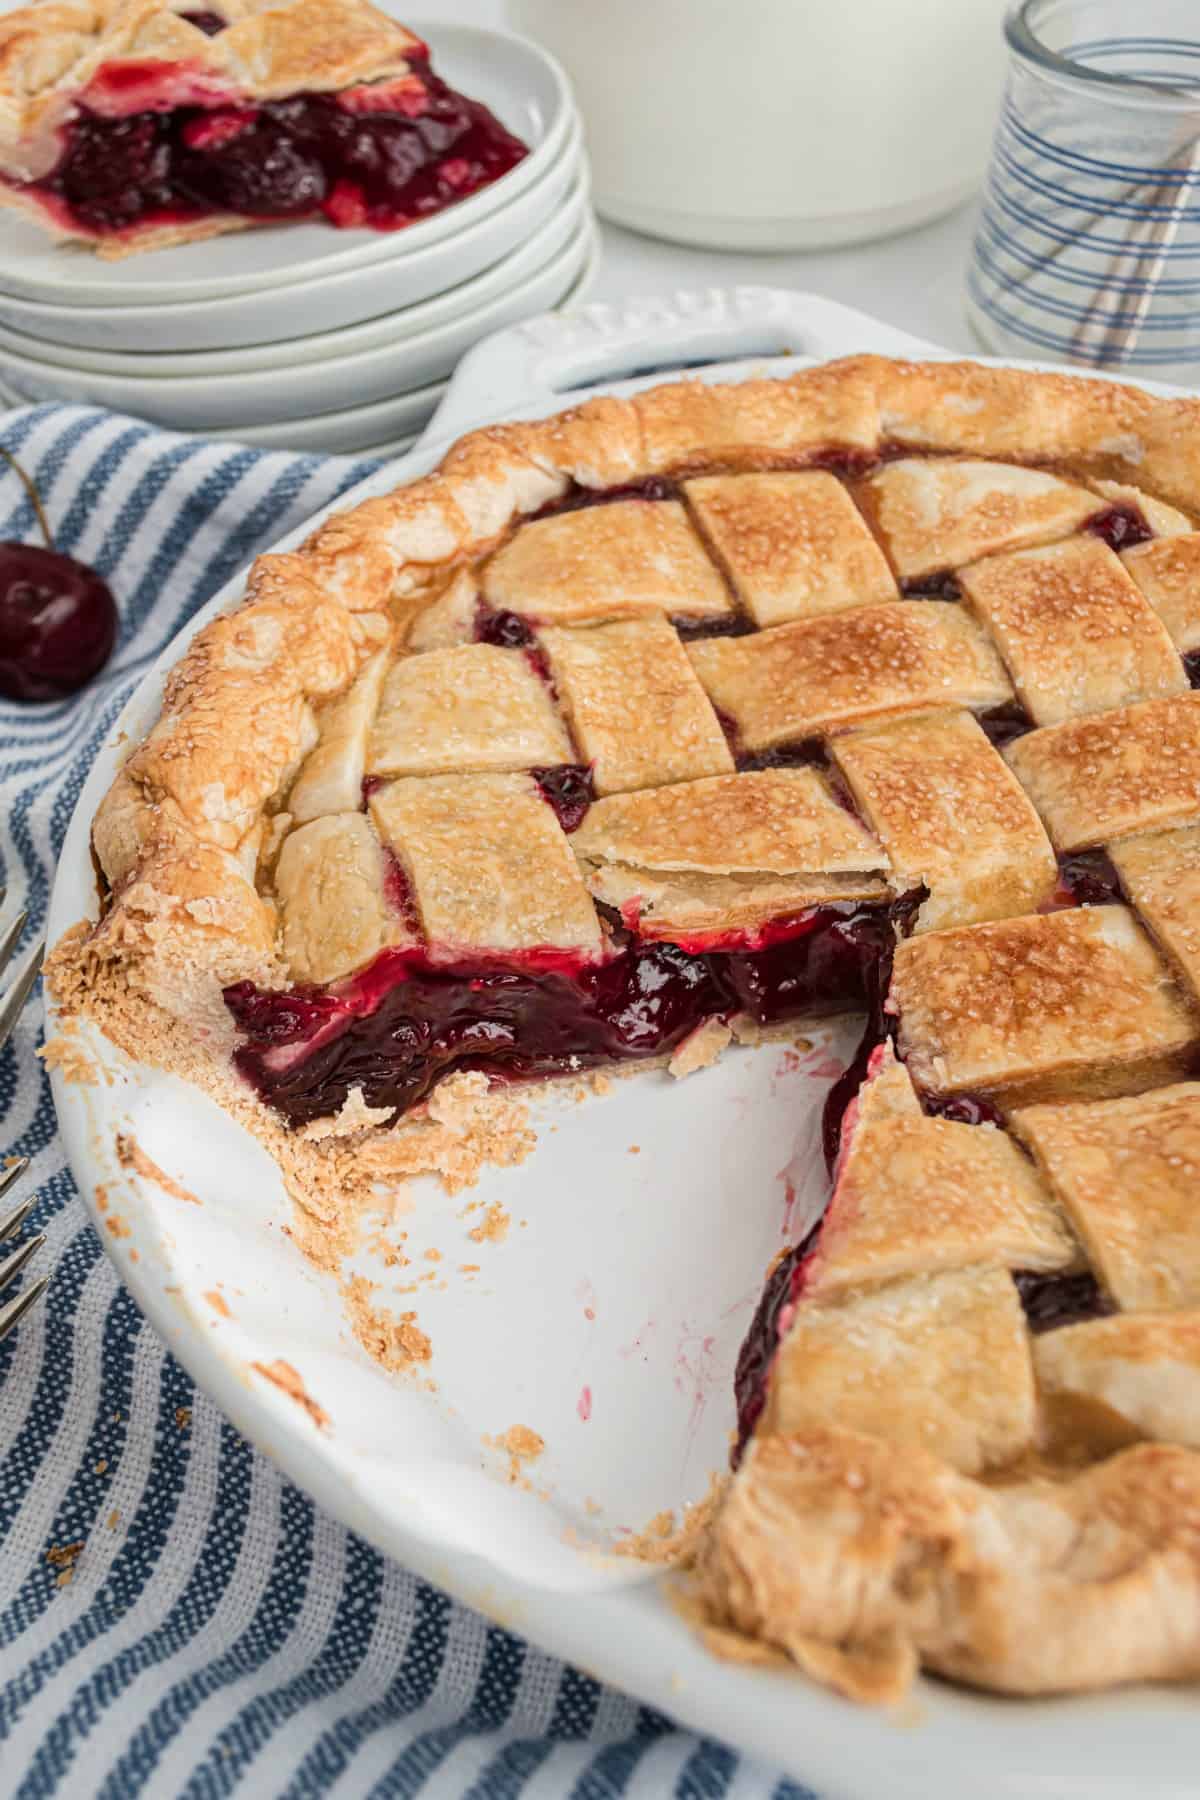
[0,405,811,1800]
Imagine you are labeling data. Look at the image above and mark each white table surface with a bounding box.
[450,0,982,357]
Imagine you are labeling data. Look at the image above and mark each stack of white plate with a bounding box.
[0,23,596,456]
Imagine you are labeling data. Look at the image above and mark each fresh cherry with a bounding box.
[0,450,118,702]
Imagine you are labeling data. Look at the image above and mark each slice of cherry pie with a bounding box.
[0,0,527,255]
[49,353,1200,1705]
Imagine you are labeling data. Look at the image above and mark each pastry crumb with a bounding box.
[115,1133,200,1205]
[468,1200,510,1244]
[46,1541,83,1570]
[613,1474,727,1567]
[342,1273,432,1370]
[668,1017,733,1078]
[491,1424,545,1484]
[39,1029,105,1086]
[175,1406,191,1430]
[251,1358,330,1431]
[204,1289,231,1317]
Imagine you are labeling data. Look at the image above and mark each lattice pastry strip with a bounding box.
[367,643,572,778]
[540,615,734,795]
[1122,533,1200,654]
[859,457,1102,581]
[804,1049,1078,1301]
[830,709,1057,932]
[1005,692,1200,851]
[1034,1312,1200,1450]
[685,601,1012,751]
[369,772,603,957]
[1013,1084,1200,1311]
[683,471,898,627]
[760,1266,1038,1478]
[481,499,733,626]
[571,767,891,942]
[275,810,409,985]
[959,536,1185,727]
[891,905,1200,1107]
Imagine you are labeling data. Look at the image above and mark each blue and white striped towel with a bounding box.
[0,406,812,1800]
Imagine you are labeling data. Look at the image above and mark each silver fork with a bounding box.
[0,905,48,1343]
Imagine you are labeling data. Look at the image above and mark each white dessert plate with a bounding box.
[0,176,589,378]
[0,23,574,309]
[207,222,598,451]
[0,202,593,430]
[47,288,1200,1800]
[0,118,583,354]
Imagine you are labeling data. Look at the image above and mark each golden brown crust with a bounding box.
[892,906,1199,1106]
[830,709,1057,932]
[700,1428,1200,1703]
[1013,1083,1200,1311]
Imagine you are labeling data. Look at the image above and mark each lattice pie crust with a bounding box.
[47,354,1200,1705]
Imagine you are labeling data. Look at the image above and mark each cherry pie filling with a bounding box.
[226,898,908,1129]
[18,51,527,238]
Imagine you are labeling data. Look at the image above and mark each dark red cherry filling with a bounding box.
[1085,503,1153,552]
[732,1222,822,1457]
[226,900,896,1128]
[900,570,962,601]
[977,700,1033,751]
[532,477,679,523]
[531,764,593,833]
[179,10,228,34]
[1013,1269,1114,1333]
[1052,849,1124,908]
[25,57,527,237]
[920,1090,1006,1127]
[475,606,535,649]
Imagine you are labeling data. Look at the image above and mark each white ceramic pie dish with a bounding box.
[0,23,575,311]
[44,287,1200,1800]
[0,200,593,430]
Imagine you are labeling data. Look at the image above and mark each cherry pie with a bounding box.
[49,354,1200,1705]
[0,0,527,255]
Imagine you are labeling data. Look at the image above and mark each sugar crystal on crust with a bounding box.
[1014,1083,1200,1310]
[686,602,1012,750]
[541,615,733,794]
[482,498,731,625]
[684,470,896,626]
[1005,692,1200,851]
[960,536,1185,726]
[892,906,1199,1105]
[832,709,1056,932]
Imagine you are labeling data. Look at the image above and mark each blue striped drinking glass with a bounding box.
[967,0,1200,380]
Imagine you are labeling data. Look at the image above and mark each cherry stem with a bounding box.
[0,447,54,552]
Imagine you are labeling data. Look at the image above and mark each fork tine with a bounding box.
[0,1272,48,1342]
[0,1158,30,1214]
[0,908,28,984]
[0,1190,34,1242]
[0,936,44,1056]
[0,1230,43,1296]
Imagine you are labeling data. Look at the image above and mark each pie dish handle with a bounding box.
[421,285,950,445]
